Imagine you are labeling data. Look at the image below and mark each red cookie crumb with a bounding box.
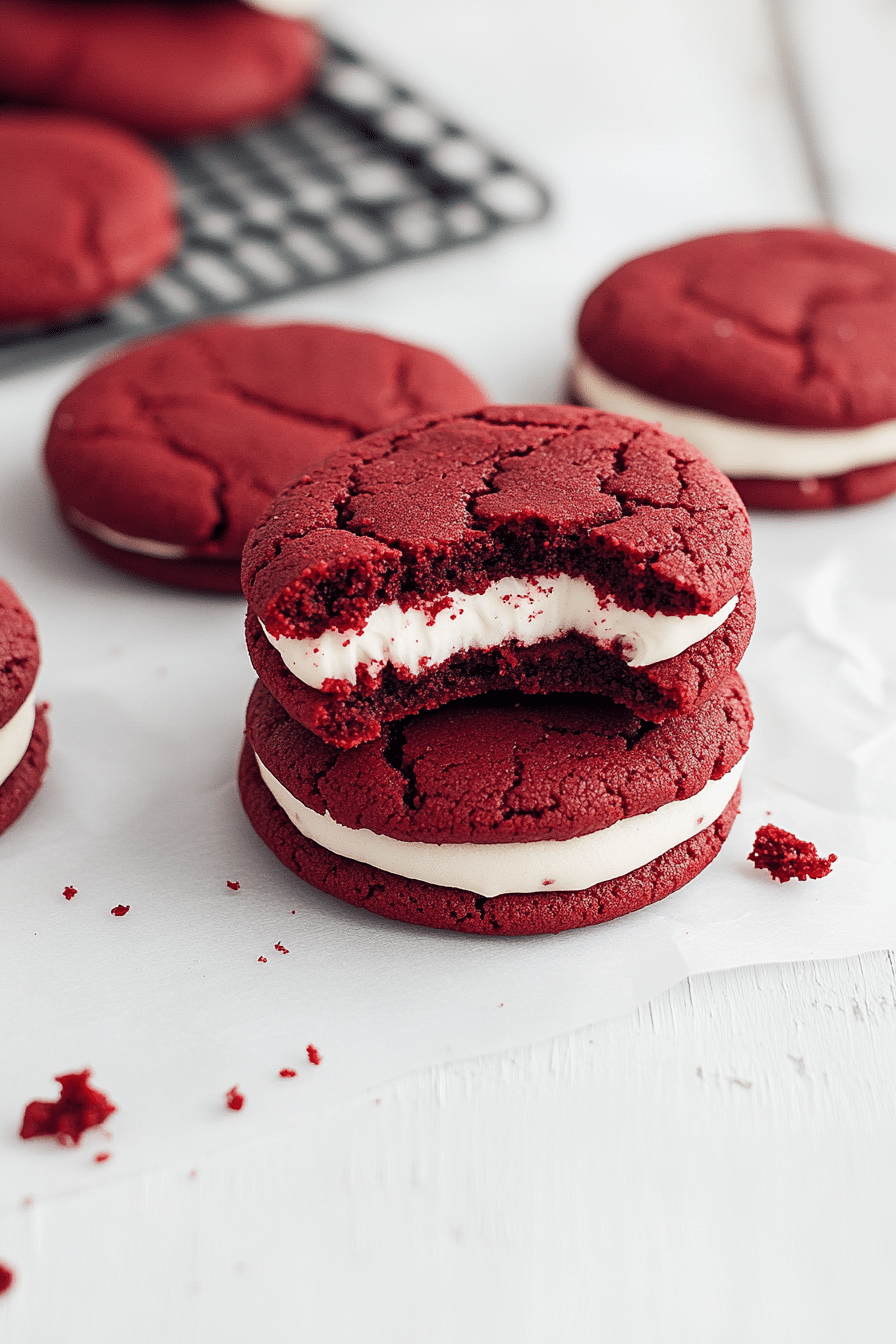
[19,1070,116,1145]
[111,904,130,916]
[279,1068,296,1078]
[0,1263,14,1295]
[226,880,240,890]
[274,942,289,954]
[306,1044,321,1066]
[225,1086,245,1111]
[258,955,267,963]
[94,1152,111,1163]
[63,885,77,899]
[748,824,837,882]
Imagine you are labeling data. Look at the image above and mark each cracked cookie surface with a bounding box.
[0,110,179,322]
[243,404,753,743]
[578,228,896,430]
[44,320,487,592]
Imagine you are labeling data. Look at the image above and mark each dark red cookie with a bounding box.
[0,111,179,323]
[243,404,754,746]
[239,674,752,935]
[0,0,320,138]
[0,578,49,836]
[574,228,896,510]
[45,321,487,593]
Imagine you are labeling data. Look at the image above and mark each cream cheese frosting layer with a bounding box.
[0,690,36,788]
[65,508,191,560]
[262,575,738,689]
[256,752,745,898]
[572,350,896,479]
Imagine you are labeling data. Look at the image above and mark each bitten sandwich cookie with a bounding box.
[0,111,179,323]
[44,321,487,593]
[239,674,752,935]
[243,405,754,746]
[0,579,49,835]
[0,0,320,138]
[573,228,896,509]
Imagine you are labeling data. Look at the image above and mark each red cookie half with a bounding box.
[0,0,320,138]
[0,111,179,323]
[574,228,896,510]
[239,675,752,935]
[44,321,487,593]
[0,578,49,836]
[243,404,754,746]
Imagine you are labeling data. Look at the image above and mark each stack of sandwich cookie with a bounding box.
[573,228,896,509]
[0,579,49,835]
[239,405,755,934]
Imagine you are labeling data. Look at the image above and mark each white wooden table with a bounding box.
[2,2,895,1339]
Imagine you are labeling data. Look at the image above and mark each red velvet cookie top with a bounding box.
[243,405,752,635]
[0,0,320,138]
[578,228,896,429]
[0,111,179,322]
[45,321,487,559]
[0,578,40,729]
[247,673,752,845]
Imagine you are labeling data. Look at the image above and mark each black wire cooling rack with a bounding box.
[0,33,551,375]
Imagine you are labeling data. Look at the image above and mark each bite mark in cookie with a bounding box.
[244,405,753,745]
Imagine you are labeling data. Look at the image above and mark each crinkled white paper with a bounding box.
[2,349,894,1209]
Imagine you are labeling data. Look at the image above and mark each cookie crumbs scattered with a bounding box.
[749,824,837,883]
[279,1068,296,1078]
[225,1087,245,1112]
[274,942,289,954]
[0,1263,14,1295]
[94,1152,111,1164]
[63,886,77,900]
[111,904,130,917]
[258,956,267,963]
[306,1044,321,1066]
[19,1071,116,1145]
[226,880,240,890]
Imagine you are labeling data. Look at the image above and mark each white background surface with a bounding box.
[2,0,896,1338]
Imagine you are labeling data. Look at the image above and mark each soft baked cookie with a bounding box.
[0,111,179,323]
[239,674,752,935]
[0,579,49,836]
[243,405,755,746]
[573,228,896,509]
[0,0,320,138]
[44,321,488,593]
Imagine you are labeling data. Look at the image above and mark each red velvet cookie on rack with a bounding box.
[0,579,49,836]
[572,228,896,509]
[239,673,752,935]
[0,111,179,322]
[243,404,754,747]
[44,321,487,593]
[0,0,320,138]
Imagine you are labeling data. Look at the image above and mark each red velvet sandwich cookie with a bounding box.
[0,111,179,323]
[573,228,896,509]
[44,320,487,593]
[0,0,320,138]
[243,404,754,747]
[239,673,752,935]
[0,579,49,836]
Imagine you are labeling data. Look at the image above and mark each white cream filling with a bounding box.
[262,576,738,689]
[257,752,744,897]
[0,691,36,788]
[65,508,191,560]
[572,349,896,479]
